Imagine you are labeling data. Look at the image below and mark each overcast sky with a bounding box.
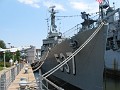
[0,0,120,48]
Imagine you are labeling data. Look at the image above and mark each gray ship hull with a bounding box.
[42,25,107,90]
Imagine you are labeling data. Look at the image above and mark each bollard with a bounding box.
[19,78,28,89]
[24,67,28,74]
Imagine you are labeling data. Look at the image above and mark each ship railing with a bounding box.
[62,24,81,38]
[36,79,49,90]
[36,74,64,90]
[42,77,64,90]
[42,21,105,78]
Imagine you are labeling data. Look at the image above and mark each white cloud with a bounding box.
[43,1,66,11]
[70,1,99,13]
[70,2,88,10]
[18,0,40,8]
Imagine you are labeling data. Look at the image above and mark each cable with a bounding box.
[56,15,81,18]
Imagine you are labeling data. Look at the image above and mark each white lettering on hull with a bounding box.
[66,52,76,75]
[54,54,64,71]
[54,52,76,75]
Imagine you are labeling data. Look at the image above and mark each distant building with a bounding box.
[26,46,36,64]
[34,49,41,62]
[20,46,41,64]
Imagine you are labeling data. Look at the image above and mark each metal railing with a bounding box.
[63,24,81,38]
[0,63,24,90]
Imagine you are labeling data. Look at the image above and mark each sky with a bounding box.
[0,0,120,49]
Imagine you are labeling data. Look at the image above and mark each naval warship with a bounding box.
[31,0,120,90]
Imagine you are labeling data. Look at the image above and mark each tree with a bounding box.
[0,40,21,62]
[0,40,6,49]
[0,40,6,61]
[13,51,20,62]
[5,51,13,62]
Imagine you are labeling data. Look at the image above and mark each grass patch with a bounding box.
[0,61,11,67]
[0,67,3,71]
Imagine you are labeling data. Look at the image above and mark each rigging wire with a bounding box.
[56,12,99,18]
[56,15,81,18]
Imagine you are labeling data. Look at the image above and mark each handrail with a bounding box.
[42,77,64,90]
[63,24,81,38]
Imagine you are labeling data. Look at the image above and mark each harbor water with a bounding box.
[34,71,120,90]
[104,78,120,90]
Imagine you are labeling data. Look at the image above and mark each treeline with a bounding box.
[0,40,20,62]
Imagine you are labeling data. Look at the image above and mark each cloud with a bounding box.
[43,1,66,11]
[18,0,40,8]
[70,2,88,10]
[70,1,99,13]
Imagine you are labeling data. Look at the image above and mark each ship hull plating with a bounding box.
[42,25,107,90]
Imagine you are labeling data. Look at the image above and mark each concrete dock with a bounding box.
[7,64,37,90]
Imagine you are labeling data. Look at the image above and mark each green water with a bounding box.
[104,78,120,90]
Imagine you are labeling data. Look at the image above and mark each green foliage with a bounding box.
[0,67,3,70]
[0,61,11,67]
[0,40,6,61]
[0,40,6,49]
[0,40,20,63]
[5,51,13,62]
[3,51,20,62]
[0,53,3,61]
[0,52,12,62]
[0,51,21,63]
[14,51,20,62]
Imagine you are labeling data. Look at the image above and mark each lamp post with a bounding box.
[3,51,6,68]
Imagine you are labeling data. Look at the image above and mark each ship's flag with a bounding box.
[96,0,103,4]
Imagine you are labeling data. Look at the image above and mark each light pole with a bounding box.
[3,51,6,68]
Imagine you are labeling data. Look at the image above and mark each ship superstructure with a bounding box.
[41,6,65,56]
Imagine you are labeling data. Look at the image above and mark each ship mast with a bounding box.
[49,6,58,33]
[99,0,109,19]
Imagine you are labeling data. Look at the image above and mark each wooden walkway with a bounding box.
[7,64,38,90]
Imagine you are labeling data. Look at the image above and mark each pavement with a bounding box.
[7,64,38,90]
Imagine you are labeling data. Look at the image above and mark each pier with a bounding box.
[0,63,37,90]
